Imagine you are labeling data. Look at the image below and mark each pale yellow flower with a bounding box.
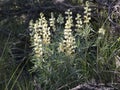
[58,9,76,55]
[98,28,105,35]
[49,12,56,31]
[84,1,91,24]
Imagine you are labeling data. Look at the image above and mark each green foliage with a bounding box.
[28,8,120,89]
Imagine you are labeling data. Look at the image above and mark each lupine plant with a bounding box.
[28,1,120,90]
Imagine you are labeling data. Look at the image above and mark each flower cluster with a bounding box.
[41,13,51,45]
[58,9,76,55]
[29,20,43,59]
[97,27,106,41]
[29,13,51,65]
[49,12,56,31]
[84,1,91,24]
[75,13,83,33]
[98,27,105,35]
[30,13,51,45]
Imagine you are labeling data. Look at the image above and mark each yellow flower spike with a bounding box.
[84,1,91,24]
[49,12,56,31]
[31,29,43,59]
[75,13,83,33]
[42,22,51,44]
[29,12,51,60]
[58,9,76,55]
[29,12,53,72]
[38,13,51,45]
